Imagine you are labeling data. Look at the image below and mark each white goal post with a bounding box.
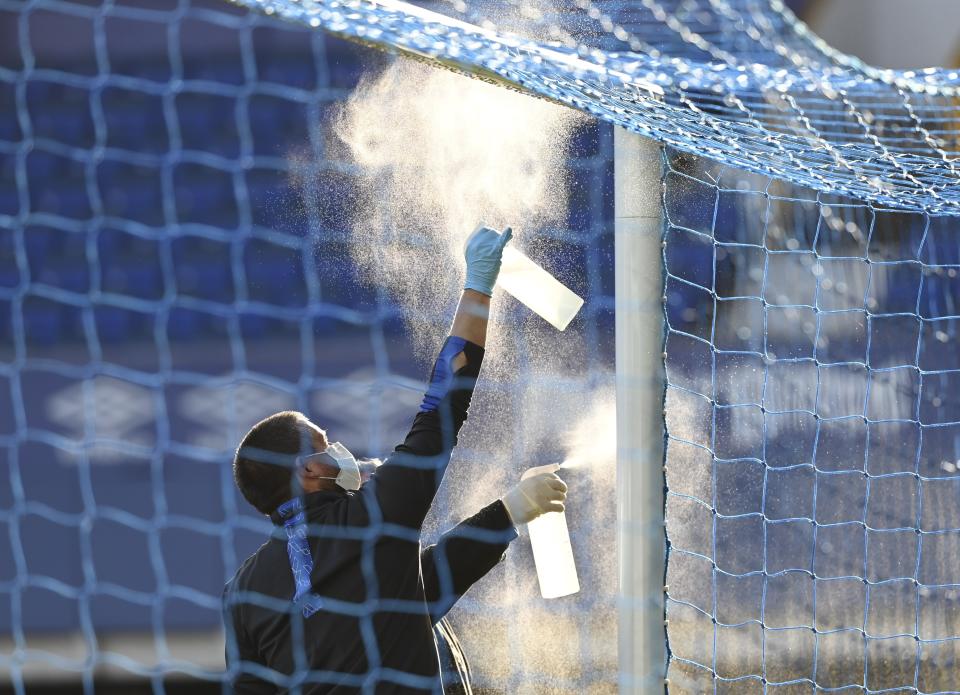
[614,128,668,694]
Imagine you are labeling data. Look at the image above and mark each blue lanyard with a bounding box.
[276,497,325,618]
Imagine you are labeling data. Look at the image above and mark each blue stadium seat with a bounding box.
[246,256,306,307]
[24,226,55,261]
[177,94,217,131]
[48,266,89,294]
[59,304,87,343]
[28,81,95,149]
[0,230,17,287]
[184,261,233,303]
[98,164,166,225]
[27,152,92,219]
[240,312,270,339]
[24,305,61,345]
[125,266,164,300]
[95,305,136,342]
[26,228,88,295]
[171,237,234,304]
[58,188,92,218]
[102,87,169,155]
[0,268,18,289]
[173,166,238,227]
[0,186,18,217]
[94,304,156,346]
[248,95,309,155]
[95,227,125,264]
[22,78,53,107]
[0,300,11,346]
[166,306,207,341]
[25,150,57,179]
[0,84,20,142]
[124,178,165,218]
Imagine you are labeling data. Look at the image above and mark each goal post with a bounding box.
[614,128,668,693]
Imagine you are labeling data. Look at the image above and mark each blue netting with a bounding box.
[230,0,960,214]
[662,151,960,692]
[4,0,960,692]
[213,0,960,689]
[0,0,615,690]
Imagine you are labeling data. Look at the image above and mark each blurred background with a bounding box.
[3,0,960,693]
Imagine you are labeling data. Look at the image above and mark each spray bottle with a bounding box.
[492,231,584,331]
[522,463,580,599]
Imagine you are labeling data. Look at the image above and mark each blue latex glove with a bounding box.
[463,225,513,296]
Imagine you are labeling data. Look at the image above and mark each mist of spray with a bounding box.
[561,395,616,470]
[312,56,630,690]
[444,380,621,691]
[330,60,580,353]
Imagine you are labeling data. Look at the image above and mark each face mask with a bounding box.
[300,442,380,492]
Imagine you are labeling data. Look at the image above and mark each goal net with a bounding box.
[3,0,960,692]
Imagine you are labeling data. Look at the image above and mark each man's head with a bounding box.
[233,411,337,515]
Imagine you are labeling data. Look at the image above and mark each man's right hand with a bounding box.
[501,466,568,526]
[463,225,513,296]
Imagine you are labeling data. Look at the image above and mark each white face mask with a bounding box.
[300,442,379,492]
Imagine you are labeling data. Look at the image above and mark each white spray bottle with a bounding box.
[522,463,580,599]
[487,228,584,331]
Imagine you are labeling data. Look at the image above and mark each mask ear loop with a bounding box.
[297,451,338,477]
[297,448,362,491]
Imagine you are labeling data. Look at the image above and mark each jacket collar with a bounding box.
[269,489,347,526]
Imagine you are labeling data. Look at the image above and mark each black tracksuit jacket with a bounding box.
[222,339,517,693]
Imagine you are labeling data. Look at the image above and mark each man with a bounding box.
[223,226,568,693]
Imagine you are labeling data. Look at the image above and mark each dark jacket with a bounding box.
[223,338,516,693]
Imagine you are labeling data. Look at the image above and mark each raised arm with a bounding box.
[436,224,513,368]
[363,226,512,530]
[448,224,513,349]
[449,290,490,354]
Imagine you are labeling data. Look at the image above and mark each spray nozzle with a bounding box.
[521,462,562,481]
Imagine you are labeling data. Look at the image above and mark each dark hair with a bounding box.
[233,411,311,515]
